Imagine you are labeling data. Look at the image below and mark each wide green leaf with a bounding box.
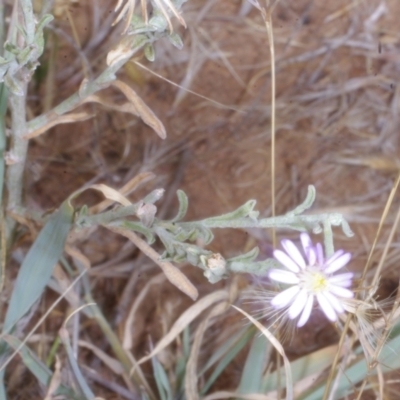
[3,200,73,334]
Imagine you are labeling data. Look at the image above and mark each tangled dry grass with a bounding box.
[2,0,400,398]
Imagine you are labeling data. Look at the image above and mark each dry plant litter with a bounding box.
[0,0,399,399]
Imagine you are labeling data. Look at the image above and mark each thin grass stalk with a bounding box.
[262,5,280,397]
[263,8,276,249]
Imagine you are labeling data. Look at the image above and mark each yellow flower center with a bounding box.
[310,272,328,292]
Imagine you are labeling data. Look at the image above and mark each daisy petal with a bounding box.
[271,286,301,309]
[297,294,314,327]
[300,233,312,252]
[333,280,352,288]
[273,250,301,273]
[325,249,344,266]
[316,293,337,322]
[307,246,317,267]
[328,272,353,283]
[281,239,306,269]
[324,253,351,274]
[269,269,300,284]
[288,289,308,319]
[329,285,354,298]
[316,243,324,266]
[323,291,344,313]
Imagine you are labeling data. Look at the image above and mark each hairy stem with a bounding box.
[6,90,28,241]
[4,0,35,242]
[20,0,35,43]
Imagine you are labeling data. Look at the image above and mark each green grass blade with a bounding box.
[237,334,269,396]
[298,325,400,400]
[2,200,73,334]
[199,326,254,376]
[151,354,173,400]
[59,327,95,399]
[174,327,190,395]
[261,344,338,392]
[200,327,255,395]
[3,334,80,399]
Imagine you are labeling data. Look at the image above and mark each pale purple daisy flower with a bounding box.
[269,233,353,327]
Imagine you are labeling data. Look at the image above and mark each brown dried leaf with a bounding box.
[89,171,154,214]
[80,94,139,115]
[111,80,167,139]
[123,273,167,350]
[105,225,198,300]
[24,112,93,139]
[88,184,132,206]
[78,340,124,375]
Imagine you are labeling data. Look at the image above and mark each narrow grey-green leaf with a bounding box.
[144,44,155,62]
[3,200,74,333]
[122,220,155,244]
[171,190,188,222]
[227,247,259,264]
[194,224,214,244]
[202,200,257,225]
[286,185,316,216]
[168,32,184,49]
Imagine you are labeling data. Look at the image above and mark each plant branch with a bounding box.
[6,86,28,242]
[26,38,151,137]
[20,0,35,43]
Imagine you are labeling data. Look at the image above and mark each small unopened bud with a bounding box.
[137,203,157,227]
[201,253,227,283]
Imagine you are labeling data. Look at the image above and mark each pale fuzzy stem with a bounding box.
[5,0,35,242]
[6,88,28,240]
[180,212,351,233]
[20,0,35,44]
